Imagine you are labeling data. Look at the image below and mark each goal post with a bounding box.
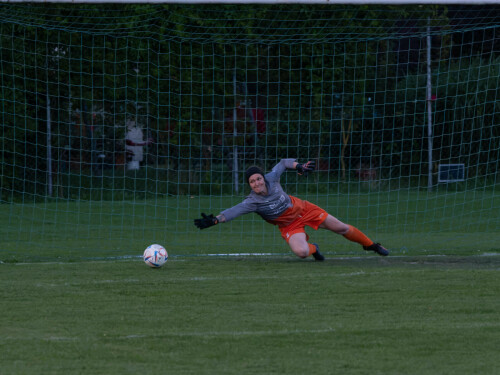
[0,3,499,260]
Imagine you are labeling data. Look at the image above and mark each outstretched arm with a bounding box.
[274,159,315,175]
[194,199,254,230]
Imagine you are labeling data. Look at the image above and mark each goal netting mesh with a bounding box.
[1,3,499,260]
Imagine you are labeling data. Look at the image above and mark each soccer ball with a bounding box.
[143,244,168,268]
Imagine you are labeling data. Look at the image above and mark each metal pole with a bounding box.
[426,17,433,191]
[8,0,500,4]
[47,81,53,197]
[233,70,238,193]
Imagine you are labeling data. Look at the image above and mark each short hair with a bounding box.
[245,166,264,184]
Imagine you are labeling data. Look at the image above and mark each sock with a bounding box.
[343,225,374,247]
[308,243,317,256]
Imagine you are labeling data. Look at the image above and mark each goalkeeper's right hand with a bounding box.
[296,160,316,176]
[194,213,218,230]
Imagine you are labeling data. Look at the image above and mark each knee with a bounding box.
[296,248,309,258]
[322,215,350,234]
[328,222,350,235]
[290,243,309,258]
[337,224,350,235]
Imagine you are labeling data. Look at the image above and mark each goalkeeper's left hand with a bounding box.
[296,161,316,176]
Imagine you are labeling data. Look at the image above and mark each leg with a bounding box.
[318,214,350,234]
[319,214,389,256]
[319,214,371,245]
[287,232,324,260]
[288,232,311,258]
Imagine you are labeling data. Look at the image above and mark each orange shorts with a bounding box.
[268,196,328,243]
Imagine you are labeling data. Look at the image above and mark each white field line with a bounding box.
[34,278,141,287]
[121,327,337,339]
[3,321,500,343]
[32,271,379,288]
[120,321,500,339]
[34,266,495,287]
[0,328,337,342]
[183,271,371,282]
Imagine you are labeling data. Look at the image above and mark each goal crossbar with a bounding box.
[2,0,500,4]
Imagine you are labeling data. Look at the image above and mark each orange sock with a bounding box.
[308,243,317,256]
[343,225,374,247]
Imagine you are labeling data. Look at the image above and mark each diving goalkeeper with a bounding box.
[194,159,389,261]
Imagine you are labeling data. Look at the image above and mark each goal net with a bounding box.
[1,3,499,260]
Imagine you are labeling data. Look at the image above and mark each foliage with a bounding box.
[386,55,500,177]
[0,4,498,200]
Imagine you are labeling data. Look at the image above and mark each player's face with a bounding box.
[249,174,267,195]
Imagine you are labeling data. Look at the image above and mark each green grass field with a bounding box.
[1,190,499,374]
[1,255,499,374]
[1,190,499,261]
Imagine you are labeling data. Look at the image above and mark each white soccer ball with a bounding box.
[143,244,168,268]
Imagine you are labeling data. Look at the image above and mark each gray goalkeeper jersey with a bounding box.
[221,159,296,222]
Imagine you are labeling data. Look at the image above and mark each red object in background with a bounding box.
[356,163,377,181]
[358,168,377,181]
[165,121,177,138]
[251,108,266,135]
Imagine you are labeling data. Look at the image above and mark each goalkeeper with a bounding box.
[194,159,389,261]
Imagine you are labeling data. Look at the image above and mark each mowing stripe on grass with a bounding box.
[0,328,338,342]
[121,327,337,338]
[6,252,500,267]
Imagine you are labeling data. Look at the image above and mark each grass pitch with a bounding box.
[1,190,499,260]
[1,255,498,375]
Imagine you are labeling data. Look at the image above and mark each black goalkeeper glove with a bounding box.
[194,213,218,230]
[296,160,316,176]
